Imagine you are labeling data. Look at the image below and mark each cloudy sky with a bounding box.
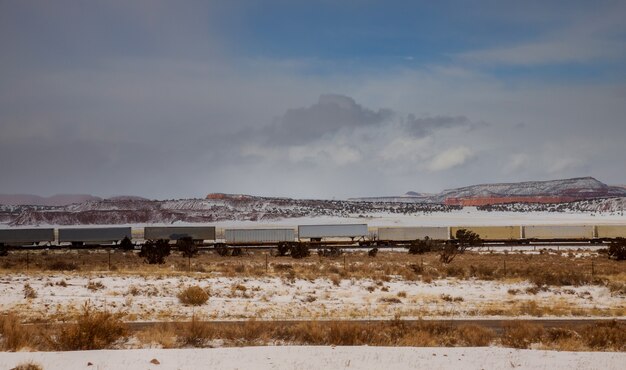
[1,1,625,199]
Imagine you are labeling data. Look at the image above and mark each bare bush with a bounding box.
[177,286,209,306]
[0,312,36,351]
[52,304,128,350]
[23,284,37,299]
[11,362,43,370]
[440,229,482,264]
[501,322,544,349]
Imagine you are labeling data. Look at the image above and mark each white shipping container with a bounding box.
[298,224,368,239]
[225,228,295,243]
[58,227,131,243]
[378,227,449,241]
[523,225,594,240]
[0,228,55,245]
[144,226,216,241]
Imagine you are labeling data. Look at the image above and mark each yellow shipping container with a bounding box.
[450,226,520,240]
[596,225,626,239]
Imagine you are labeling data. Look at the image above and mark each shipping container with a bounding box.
[144,226,216,241]
[58,227,131,243]
[0,228,55,245]
[523,225,594,240]
[298,224,368,239]
[225,228,295,243]
[377,227,449,241]
[596,225,626,239]
[450,226,521,240]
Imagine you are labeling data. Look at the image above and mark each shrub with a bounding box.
[139,239,171,264]
[0,246,8,257]
[215,244,230,256]
[48,260,78,271]
[290,243,310,259]
[440,229,482,264]
[0,312,35,351]
[86,281,105,291]
[23,284,37,299]
[276,242,291,256]
[177,237,198,258]
[368,248,378,257]
[119,236,134,251]
[231,247,243,257]
[501,322,544,349]
[458,324,495,346]
[178,316,215,347]
[52,304,127,350]
[579,320,626,351]
[408,237,442,254]
[178,286,209,306]
[608,238,626,261]
[11,362,43,370]
[318,247,343,258]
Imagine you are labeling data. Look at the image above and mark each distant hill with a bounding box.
[0,194,102,206]
[0,194,147,206]
[435,177,626,206]
[352,177,626,205]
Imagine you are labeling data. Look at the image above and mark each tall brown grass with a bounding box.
[0,312,36,351]
[50,304,128,350]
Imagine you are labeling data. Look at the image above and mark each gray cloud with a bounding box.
[404,114,470,137]
[260,94,393,145]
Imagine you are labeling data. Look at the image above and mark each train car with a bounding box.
[523,225,594,240]
[225,228,295,243]
[450,226,521,241]
[0,228,55,246]
[377,226,449,241]
[298,224,368,240]
[58,227,131,245]
[596,225,626,239]
[144,226,216,242]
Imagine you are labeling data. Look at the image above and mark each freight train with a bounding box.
[1,224,626,249]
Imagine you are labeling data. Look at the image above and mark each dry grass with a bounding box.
[23,283,37,299]
[11,362,43,370]
[49,303,128,350]
[177,286,209,306]
[0,249,622,289]
[501,321,545,349]
[1,309,625,351]
[0,312,38,351]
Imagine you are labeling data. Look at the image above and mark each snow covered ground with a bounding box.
[1,346,624,370]
[2,273,623,321]
[2,208,626,230]
[213,209,626,228]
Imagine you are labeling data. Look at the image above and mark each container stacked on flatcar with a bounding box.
[0,228,55,246]
[225,228,295,244]
[595,225,626,240]
[450,226,521,241]
[298,224,368,241]
[58,227,131,245]
[377,227,449,241]
[523,225,594,241]
[144,226,216,242]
